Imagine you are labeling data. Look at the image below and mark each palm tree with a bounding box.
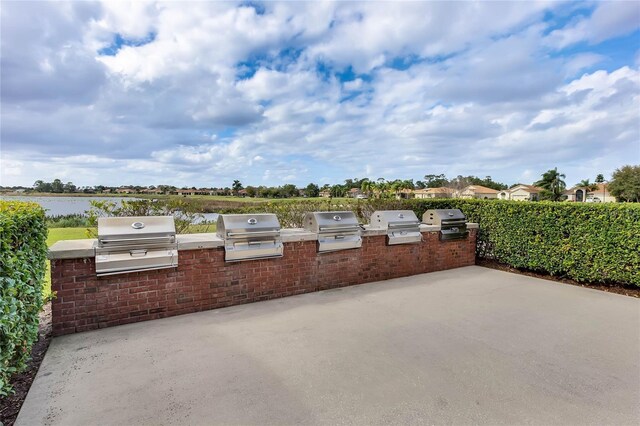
[330,184,346,198]
[232,180,243,196]
[389,180,402,198]
[360,179,373,197]
[374,178,388,199]
[577,179,598,193]
[534,168,566,201]
[595,174,606,200]
[576,179,598,201]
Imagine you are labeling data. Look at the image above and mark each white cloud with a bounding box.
[546,1,640,48]
[563,52,606,77]
[1,1,639,189]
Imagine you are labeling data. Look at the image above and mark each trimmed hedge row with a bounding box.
[0,201,48,396]
[407,199,640,286]
[236,198,640,286]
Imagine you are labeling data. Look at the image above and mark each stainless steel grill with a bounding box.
[95,216,178,276]
[369,210,422,245]
[303,211,362,252]
[422,209,469,241]
[217,214,283,262]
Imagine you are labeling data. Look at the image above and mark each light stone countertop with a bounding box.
[48,239,97,259]
[177,233,223,250]
[48,223,479,259]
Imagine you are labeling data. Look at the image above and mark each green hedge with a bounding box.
[234,198,640,286]
[0,201,48,396]
[406,199,640,286]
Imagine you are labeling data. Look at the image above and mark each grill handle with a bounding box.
[318,225,360,232]
[101,236,175,244]
[387,222,420,229]
[129,249,148,257]
[227,230,280,238]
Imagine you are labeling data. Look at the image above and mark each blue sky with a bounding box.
[1,1,639,188]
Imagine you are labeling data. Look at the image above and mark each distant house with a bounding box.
[140,188,164,195]
[174,189,196,196]
[115,187,134,194]
[395,188,415,199]
[207,188,226,196]
[192,188,220,195]
[347,188,363,198]
[320,190,331,198]
[414,187,453,199]
[498,184,544,201]
[564,183,616,203]
[458,185,499,199]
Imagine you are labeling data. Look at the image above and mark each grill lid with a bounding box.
[370,210,420,229]
[369,210,421,245]
[216,214,281,238]
[303,211,360,233]
[97,216,176,248]
[422,209,466,226]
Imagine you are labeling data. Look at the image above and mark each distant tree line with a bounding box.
[32,179,77,193]
[3,165,637,202]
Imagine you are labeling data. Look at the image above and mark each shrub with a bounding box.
[466,201,640,286]
[228,198,640,285]
[229,198,412,227]
[411,199,640,285]
[46,214,88,228]
[0,201,48,395]
[86,198,212,236]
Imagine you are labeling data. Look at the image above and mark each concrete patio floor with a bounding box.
[17,266,640,425]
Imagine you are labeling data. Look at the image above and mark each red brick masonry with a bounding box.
[51,230,476,335]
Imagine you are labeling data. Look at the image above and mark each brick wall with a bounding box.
[51,230,476,335]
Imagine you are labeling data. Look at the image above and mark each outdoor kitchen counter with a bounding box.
[47,223,479,259]
[48,223,479,336]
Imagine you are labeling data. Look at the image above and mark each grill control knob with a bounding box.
[248,218,257,225]
[333,215,342,221]
[131,221,145,229]
[398,213,404,218]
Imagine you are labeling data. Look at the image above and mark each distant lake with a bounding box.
[0,195,218,222]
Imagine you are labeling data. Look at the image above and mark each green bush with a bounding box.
[86,198,212,236]
[230,198,412,227]
[46,213,88,228]
[0,201,48,395]
[231,198,640,286]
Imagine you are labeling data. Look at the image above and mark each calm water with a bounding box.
[0,196,218,222]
